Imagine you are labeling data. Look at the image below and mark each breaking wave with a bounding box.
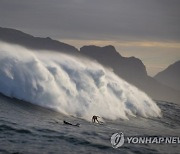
[0,42,161,120]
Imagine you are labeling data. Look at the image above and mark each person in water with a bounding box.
[92,115,100,123]
[63,120,80,127]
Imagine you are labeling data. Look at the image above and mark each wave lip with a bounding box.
[0,42,161,120]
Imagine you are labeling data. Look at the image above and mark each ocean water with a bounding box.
[0,42,161,121]
[0,42,179,153]
[0,95,180,154]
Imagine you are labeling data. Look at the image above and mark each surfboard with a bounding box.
[93,121,104,125]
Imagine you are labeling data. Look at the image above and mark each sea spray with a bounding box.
[0,42,161,120]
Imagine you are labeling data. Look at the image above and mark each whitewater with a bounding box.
[0,41,161,120]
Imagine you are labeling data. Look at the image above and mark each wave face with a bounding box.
[0,42,161,120]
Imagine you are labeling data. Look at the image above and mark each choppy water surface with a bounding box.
[0,95,179,154]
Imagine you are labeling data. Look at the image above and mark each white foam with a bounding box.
[0,42,161,120]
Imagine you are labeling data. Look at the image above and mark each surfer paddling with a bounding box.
[63,120,80,127]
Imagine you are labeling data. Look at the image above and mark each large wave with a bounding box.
[0,42,161,120]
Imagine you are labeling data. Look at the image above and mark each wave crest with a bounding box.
[0,42,161,120]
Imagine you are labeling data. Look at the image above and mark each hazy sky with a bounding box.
[0,0,180,76]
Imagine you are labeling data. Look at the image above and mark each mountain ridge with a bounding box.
[154,61,180,91]
[0,27,78,54]
[0,26,179,104]
[80,45,180,104]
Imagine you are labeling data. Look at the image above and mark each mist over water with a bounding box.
[0,42,161,120]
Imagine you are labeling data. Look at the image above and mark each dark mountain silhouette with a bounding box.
[154,61,180,91]
[0,27,179,104]
[80,46,180,104]
[0,27,78,54]
[80,45,147,79]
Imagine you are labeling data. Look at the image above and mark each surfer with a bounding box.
[63,120,80,127]
[92,115,100,123]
